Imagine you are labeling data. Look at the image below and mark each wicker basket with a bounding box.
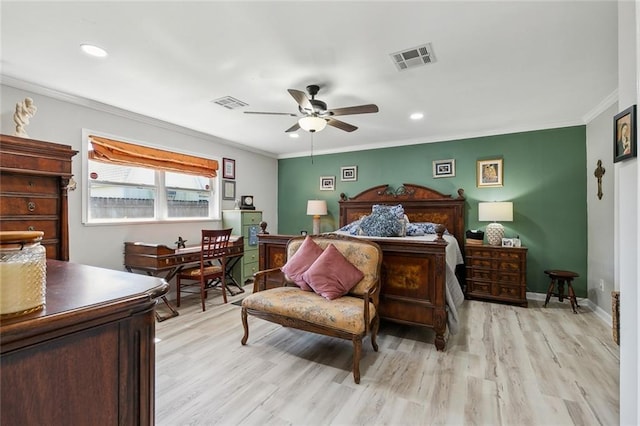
[611,291,620,345]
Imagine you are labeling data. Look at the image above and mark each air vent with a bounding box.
[211,96,248,110]
[389,43,436,71]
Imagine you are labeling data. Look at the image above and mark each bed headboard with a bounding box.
[338,183,466,247]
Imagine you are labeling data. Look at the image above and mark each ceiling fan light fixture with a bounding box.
[298,116,327,132]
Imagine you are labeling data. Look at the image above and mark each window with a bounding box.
[83,131,219,224]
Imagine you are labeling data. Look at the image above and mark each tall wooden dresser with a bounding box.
[0,134,77,260]
[222,210,262,284]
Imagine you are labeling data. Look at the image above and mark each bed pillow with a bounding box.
[302,244,364,300]
[406,222,450,236]
[358,208,405,237]
[337,219,362,235]
[372,204,404,219]
[280,236,323,291]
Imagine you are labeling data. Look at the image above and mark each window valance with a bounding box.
[88,135,218,178]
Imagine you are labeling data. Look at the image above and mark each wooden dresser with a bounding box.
[0,260,169,425]
[222,210,262,284]
[0,134,77,260]
[465,244,528,307]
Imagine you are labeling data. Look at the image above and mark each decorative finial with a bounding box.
[175,236,187,249]
[13,97,37,138]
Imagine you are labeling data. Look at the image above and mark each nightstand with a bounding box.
[465,244,528,307]
[222,210,262,285]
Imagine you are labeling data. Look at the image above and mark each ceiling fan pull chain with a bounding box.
[310,133,314,164]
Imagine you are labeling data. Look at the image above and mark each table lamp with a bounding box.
[478,201,513,245]
[307,200,327,234]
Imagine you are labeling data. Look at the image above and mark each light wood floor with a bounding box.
[155,290,619,425]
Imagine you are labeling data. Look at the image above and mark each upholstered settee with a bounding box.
[241,234,383,384]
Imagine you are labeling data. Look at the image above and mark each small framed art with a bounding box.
[320,176,335,191]
[432,159,455,178]
[614,105,637,163]
[222,180,236,200]
[341,166,358,182]
[477,158,503,188]
[223,158,236,179]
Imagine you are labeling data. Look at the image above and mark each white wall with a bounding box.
[586,102,618,315]
[617,1,639,424]
[1,83,279,272]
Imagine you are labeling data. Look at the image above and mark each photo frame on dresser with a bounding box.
[614,105,637,163]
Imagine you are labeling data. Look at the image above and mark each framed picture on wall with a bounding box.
[340,166,358,181]
[222,180,236,200]
[432,159,455,178]
[320,176,335,191]
[614,104,637,163]
[477,158,503,187]
[223,158,236,179]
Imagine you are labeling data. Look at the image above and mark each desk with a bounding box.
[124,236,244,321]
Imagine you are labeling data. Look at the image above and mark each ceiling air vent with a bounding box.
[211,96,248,110]
[389,43,436,71]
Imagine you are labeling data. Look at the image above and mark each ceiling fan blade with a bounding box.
[285,122,300,133]
[244,111,298,117]
[288,89,313,112]
[326,118,357,132]
[328,104,379,116]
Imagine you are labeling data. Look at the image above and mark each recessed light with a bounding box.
[289,133,300,138]
[410,112,424,120]
[80,43,108,58]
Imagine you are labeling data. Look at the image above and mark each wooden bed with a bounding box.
[257,183,466,350]
[338,183,465,350]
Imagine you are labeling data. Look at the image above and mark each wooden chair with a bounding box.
[176,228,233,311]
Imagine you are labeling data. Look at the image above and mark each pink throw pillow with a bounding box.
[280,236,323,291]
[302,244,365,300]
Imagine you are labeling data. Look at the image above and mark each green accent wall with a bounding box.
[278,126,587,297]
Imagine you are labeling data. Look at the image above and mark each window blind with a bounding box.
[88,135,218,178]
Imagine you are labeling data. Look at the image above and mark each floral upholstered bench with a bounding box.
[241,234,383,384]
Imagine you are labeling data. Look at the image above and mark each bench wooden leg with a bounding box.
[352,337,362,384]
[568,283,578,314]
[544,279,555,307]
[241,307,249,345]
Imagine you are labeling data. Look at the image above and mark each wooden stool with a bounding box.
[544,269,580,313]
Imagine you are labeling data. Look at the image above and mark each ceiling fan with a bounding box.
[244,84,379,133]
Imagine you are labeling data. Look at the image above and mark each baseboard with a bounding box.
[526,291,612,326]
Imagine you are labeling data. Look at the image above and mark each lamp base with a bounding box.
[312,216,321,235]
[485,223,504,246]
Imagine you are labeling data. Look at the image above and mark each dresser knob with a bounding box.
[27,226,35,231]
[27,201,36,212]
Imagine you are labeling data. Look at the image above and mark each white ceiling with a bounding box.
[1,1,618,158]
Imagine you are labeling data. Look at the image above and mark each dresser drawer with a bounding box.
[0,196,59,215]
[243,249,259,264]
[241,212,262,225]
[469,248,494,258]
[0,218,59,239]
[0,174,59,194]
[469,268,492,280]
[244,261,259,278]
[498,260,520,271]
[496,284,522,299]
[468,281,491,295]
[496,271,520,284]
[469,257,492,268]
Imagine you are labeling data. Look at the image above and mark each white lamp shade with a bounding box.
[478,202,513,222]
[298,116,327,132]
[306,200,327,216]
